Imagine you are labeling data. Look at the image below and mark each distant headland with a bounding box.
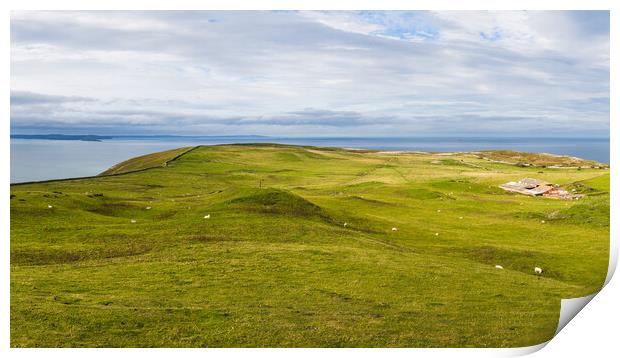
[10,134,269,142]
[10,134,114,142]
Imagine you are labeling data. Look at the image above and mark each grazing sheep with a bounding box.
[534,267,543,274]
[130,219,136,224]
[343,222,348,227]
[146,206,151,210]
[459,216,463,219]
[495,265,503,269]
[541,220,546,224]
[204,214,211,219]
[47,205,53,209]
[391,227,398,231]
[434,232,439,236]
[437,209,441,213]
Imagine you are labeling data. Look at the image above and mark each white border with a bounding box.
[3,0,618,11]
[2,1,617,357]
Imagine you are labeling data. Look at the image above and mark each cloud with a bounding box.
[11,91,95,105]
[10,10,609,136]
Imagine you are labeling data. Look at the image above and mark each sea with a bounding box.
[10,136,610,183]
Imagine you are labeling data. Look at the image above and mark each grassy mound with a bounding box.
[406,188,446,200]
[563,174,610,196]
[547,199,610,227]
[228,188,328,219]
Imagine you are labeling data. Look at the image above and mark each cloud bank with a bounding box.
[10,10,609,136]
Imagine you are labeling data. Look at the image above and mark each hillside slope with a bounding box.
[10,144,609,347]
[99,146,196,175]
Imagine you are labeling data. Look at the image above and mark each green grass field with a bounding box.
[10,144,610,347]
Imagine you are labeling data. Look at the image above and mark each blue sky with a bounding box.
[10,11,609,137]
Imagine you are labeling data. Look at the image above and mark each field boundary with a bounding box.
[10,145,201,187]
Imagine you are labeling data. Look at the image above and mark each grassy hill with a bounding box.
[10,144,610,347]
[99,147,195,175]
[474,150,608,168]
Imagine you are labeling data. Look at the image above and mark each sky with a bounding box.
[10,10,610,137]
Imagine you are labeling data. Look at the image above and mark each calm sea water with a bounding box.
[10,137,609,183]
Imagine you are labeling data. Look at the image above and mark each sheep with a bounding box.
[458,216,463,220]
[47,205,53,209]
[434,232,439,236]
[391,227,398,231]
[495,265,503,269]
[146,206,152,210]
[540,220,546,224]
[437,209,441,213]
[534,267,543,274]
[204,214,211,219]
[130,219,137,224]
[343,222,348,227]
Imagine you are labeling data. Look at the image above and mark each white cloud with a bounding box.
[298,11,384,35]
[10,10,609,136]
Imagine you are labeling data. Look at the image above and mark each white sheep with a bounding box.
[130,219,137,224]
[146,206,151,210]
[204,214,211,219]
[391,227,398,231]
[459,216,463,220]
[541,220,546,224]
[343,222,348,227]
[534,267,543,274]
[47,205,53,209]
[495,265,503,269]
[437,209,441,213]
[434,232,439,236]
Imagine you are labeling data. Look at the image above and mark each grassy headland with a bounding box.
[10,144,609,347]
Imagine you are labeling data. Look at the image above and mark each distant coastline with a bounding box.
[10,134,269,142]
[10,134,113,142]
